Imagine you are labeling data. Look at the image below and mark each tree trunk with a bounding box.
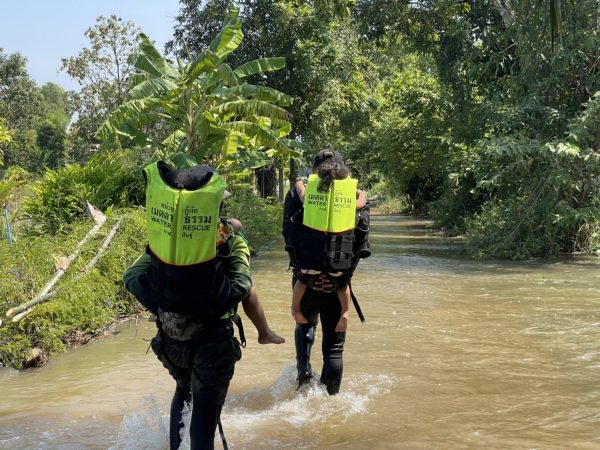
[277,160,284,202]
[490,0,515,27]
[255,161,277,198]
[288,158,298,188]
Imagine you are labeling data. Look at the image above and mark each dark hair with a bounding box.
[158,161,214,190]
[312,150,349,192]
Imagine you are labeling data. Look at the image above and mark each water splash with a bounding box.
[217,363,395,448]
[107,365,394,449]
[109,396,169,450]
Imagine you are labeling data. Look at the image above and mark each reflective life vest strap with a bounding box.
[218,418,229,450]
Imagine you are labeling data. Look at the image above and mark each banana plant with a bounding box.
[97,9,302,170]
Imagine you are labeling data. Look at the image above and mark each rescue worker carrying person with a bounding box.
[283,149,371,394]
[124,160,282,450]
[290,165,365,333]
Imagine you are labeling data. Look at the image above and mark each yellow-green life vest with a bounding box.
[303,174,358,233]
[144,162,227,265]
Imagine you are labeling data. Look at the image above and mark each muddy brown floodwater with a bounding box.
[1,215,600,449]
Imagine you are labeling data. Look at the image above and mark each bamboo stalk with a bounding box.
[8,218,121,323]
[11,308,34,322]
[5,203,106,319]
[74,218,122,280]
[6,292,57,319]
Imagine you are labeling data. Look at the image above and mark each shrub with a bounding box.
[23,150,144,235]
[222,192,283,251]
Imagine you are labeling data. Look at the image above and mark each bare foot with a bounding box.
[335,314,348,333]
[258,329,285,345]
[291,305,308,324]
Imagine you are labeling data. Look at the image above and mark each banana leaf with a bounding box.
[211,100,290,121]
[209,84,293,106]
[129,78,179,100]
[136,34,179,78]
[208,9,243,59]
[186,50,221,83]
[234,57,286,80]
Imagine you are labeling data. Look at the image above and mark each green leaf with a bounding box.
[216,64,238,87]
[281,138,311,152]
[171,152,198,169]
[208,9,243,59]
[161,130,187,148]
[209,84,293,106]
[211,100,290,121]
[96,98,161,141]
[221,149,270,172]
[129,78,179,99]
[136,34,178,78]
[222,130,239,155]
[223,121,299,157]
[233,57,286,80]
[196,134,226,160]
[275,121,292,137]
[186,50,221,83]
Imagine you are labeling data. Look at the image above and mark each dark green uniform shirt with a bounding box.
[123,234,253,318]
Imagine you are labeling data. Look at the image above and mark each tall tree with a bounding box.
[0,49,44,170]
[0,118,11,165]
[167,1,374,192]
[0,50,43,130]
[98,9,299,172]
[61,15,141,147]
[40,82,72,128]
[37,121,66,169]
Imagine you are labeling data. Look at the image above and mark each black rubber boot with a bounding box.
[169,384,192,450]
[295,323,315,387]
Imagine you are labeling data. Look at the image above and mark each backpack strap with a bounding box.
[232,313,246,348]
[349,281,365,323]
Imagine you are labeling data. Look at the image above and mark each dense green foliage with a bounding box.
[331,0,599,258]
[223,191,283,251]
[23,150,145,234]
[423,0,600,257]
